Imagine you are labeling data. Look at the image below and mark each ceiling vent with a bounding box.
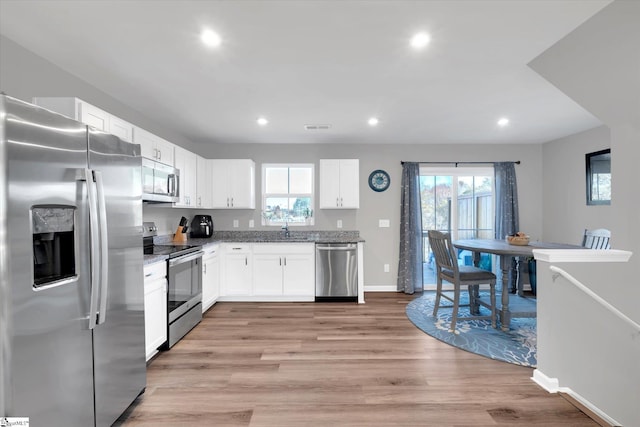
[304,124,331,130]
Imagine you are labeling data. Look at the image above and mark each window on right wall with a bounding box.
[586,148,611,205]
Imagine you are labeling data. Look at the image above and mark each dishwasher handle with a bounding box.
[316,244,357,251]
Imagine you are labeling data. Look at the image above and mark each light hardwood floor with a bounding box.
[118,292,596,426]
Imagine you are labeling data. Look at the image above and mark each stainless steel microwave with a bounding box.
[142,158,180,203]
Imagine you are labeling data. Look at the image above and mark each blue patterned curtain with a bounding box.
[397,162,423,294]
[494,162,519,239]
[494,162,520,292]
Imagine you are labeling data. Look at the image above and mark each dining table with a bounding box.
[452,238,584,331]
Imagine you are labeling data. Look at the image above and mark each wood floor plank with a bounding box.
[116,292,597,426]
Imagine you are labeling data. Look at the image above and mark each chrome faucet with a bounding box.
[281,222,290,238]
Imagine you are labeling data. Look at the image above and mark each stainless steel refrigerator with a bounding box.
[0,95,146,426]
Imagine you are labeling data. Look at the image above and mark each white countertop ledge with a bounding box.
[533,249,632,263]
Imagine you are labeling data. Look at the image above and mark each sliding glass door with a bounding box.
[420,167,494,284]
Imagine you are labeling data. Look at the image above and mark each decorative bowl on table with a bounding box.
[506,233,530,246]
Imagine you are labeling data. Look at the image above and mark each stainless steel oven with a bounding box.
[165,248,203,348]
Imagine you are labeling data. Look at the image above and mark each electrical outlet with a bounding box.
[379,219,390,228]
[249,219,254,228]
[233,219,239,228]
[337,219,343,228]
[384,264,390,273]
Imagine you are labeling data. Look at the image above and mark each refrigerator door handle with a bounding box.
[85,168,101,329]
[94,170,109,325]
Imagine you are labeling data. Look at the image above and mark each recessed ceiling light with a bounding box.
[257,117,268,126]
[410,32,431,49]
[368,117,379,126]
[201,29,221,48]
[497,117,509,127]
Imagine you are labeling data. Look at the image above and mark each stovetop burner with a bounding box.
[142,221,202,258]
[143,244,202,258]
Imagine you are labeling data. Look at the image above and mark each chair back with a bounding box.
[582,228,611,249]
[428,230,458,276]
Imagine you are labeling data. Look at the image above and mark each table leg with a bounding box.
[516,257,525,297]
[469,251,482,315]
[499,255,512,331]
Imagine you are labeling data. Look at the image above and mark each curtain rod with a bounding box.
[400,160,520,166]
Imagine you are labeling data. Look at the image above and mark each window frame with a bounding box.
[419,165,495,241]
[261,163,315,226]
[585,149,611,206]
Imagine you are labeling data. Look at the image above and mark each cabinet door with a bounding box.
[133,126,158,160]
[223,252,252,296]
[228,159,255,209]
[338,159,359,208]
[144,278,167,361]
[202,252,220,312]
[155,137,175,166]
[319,159,341,208]
[252,254,284,296]
[210,159,230,208]
[282,253,315,297]
[173,146,197,207]
[109,116,134,143]
[196,156,212,208]
[78,101,109,132]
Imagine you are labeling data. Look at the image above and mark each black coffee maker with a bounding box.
[189,215,213,238]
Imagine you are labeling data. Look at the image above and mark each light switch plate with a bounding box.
[379,219,390,228]
[337,219,343,228]
[249,219,254,228]
[384,264,390,273]
[233,219,239,228]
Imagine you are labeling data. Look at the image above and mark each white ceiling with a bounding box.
[0,0,611,145]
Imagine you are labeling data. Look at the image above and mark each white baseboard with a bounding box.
[364,285,398,292]
[532,370,621,426]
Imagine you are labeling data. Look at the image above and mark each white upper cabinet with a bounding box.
[33,97,134,142]
[133,126,174,166]
[196,156,212,209]
[210,159,256,209]
[108,115,135,143]
[319,159,359,209]
[173,146,197,207]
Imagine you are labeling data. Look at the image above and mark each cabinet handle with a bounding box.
[158,149,161,161]
[153,148,158,160]
[279,257,282,266]
[340,197,343,207]
[226,197,229,207]
[203,264,207,274]
[198,196,201,206]
[144,272,152,278]
[231,197,234,207]
[245,256,248,266]
[284,257,287,266]
[336,197,339,207]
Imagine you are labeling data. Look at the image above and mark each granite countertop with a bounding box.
[144,230,364,265]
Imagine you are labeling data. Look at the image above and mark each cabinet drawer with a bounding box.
[252,243,315,255]
[144,261,167,281]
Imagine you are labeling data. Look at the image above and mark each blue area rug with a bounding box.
[406,291,537,367]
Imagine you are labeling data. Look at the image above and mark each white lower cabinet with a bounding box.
[144,261,167,361]
[221,244,253,297]
[219,243,315,301]
[202,244,220,312]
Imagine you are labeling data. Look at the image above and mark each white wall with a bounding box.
[530,1,639,424]
[541,125,611,245]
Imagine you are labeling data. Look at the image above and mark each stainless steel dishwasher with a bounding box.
[315,243,358,302]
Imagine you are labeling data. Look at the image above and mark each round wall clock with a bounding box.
[368,169,390,192]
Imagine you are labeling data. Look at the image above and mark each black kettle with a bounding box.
[189,215,213,238]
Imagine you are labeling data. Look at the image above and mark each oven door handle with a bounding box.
[168,251,204,267]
